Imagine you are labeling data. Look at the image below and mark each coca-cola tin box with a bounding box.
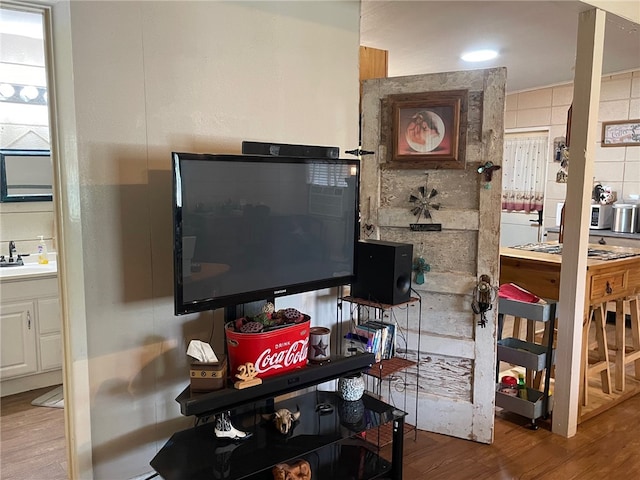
[225,318,310,379]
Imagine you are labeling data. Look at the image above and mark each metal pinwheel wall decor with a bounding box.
[409,174,440,223]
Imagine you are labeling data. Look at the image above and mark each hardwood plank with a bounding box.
[381,391,640,479]
[4,380,640,479]
[0,386,66,480]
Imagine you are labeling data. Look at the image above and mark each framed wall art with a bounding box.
[388,90,467,169]
[601,119,640,147]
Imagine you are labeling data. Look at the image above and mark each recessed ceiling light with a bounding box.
[461,49,499,62]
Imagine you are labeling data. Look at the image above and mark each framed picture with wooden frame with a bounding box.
[388,90,467,169]
[601,119,640,147]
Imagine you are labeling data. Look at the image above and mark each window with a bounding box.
[502,134,548,213]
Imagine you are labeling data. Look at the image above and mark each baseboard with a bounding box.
[0,370,62,397]
[128,472,157,480]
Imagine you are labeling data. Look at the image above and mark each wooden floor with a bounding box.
[381,391,640,479]
[3,384,640,479]
[0,386,66,480]
[498,310,640,421]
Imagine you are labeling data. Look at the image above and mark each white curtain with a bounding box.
[502,136,547,212]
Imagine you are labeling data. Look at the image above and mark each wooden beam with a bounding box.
[359,46,388,113]
[359,46,388,82]
[553,8,606,438]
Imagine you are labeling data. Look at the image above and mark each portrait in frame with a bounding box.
[389,90,466,169]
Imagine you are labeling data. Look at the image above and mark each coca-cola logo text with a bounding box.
[254,338,309,374]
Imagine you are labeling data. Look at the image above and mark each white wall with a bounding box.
[51,1,360,478]
[0,202,54,254]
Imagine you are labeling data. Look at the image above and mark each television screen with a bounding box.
[172,152,360,315]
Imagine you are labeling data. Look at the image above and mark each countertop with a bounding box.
[545,226,640,241]
[500,242,640,267]
[0,255,58,281]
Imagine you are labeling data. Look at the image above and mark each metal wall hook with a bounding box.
[345,148,375,157]
[477,161,501,182]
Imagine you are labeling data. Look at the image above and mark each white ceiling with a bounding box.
[360,0,640,93]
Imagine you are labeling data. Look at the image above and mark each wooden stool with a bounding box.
[511,316,525,340]
[532,319,557,390]
[581,303,612,407]
[613,295,640,392]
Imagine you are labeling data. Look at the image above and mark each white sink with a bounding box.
[0,261,58,280]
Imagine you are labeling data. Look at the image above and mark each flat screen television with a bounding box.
[172,152,360,315]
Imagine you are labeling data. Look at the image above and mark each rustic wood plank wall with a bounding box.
[361,68,506,441]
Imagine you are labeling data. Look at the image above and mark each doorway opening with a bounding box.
[0,4,66,478]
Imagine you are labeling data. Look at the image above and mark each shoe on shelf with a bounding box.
[214,411,252,441]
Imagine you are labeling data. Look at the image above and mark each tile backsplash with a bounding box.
[0,201,55,256]
[505,69,640,232]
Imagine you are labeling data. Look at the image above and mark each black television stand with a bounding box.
[150,353,407,480]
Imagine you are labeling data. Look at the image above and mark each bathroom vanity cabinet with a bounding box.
[0,271,62,395]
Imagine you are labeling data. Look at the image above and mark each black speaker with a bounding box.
[351,240,413,305]
[242,141,339,159]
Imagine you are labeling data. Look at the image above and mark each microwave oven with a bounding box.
[590,204,613,229]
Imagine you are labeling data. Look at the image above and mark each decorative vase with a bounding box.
[338,398,365,426]
[338,372,365,401]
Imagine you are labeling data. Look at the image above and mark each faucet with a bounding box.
[1,241,23,266]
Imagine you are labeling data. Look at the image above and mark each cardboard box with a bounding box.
[189,355,227,392]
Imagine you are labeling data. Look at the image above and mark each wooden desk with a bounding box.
[499,243,640,421]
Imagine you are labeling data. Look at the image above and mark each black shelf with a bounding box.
[152,330,405,479]
[340,295,420,310]
[338,294,421,443]
[176,352,375,418]
[151,390,404,480]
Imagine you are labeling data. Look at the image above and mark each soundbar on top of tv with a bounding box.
[241,140,340,159]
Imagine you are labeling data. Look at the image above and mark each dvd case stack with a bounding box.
[351,321,396,363]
